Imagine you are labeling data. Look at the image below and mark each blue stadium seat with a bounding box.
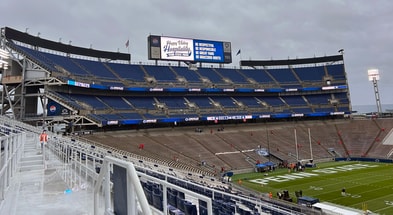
[70,94,108,110]
[293,66,326,82]
[196,68,225,83]
[173,67,202,83]
[106,63,146,82]
[210,97,237,108]
[326,64,346,80]
[144,65,178,82]
[126,97,156,109]
[156,97,187,108]
[42,52,90,76]
[183,200,197,215]
[233,96,261,108]
[281,96,307,106]
[239,69,274,85]
[215,68,249,83]
[98,96,132,110]
[12,44,58,72]
[73,58,117,79]
[258,96,285,107]
[306,94,331,105]
[152,185,163,210]
[266,68,299,84]
[186,96,213,108]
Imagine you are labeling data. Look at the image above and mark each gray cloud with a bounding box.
[1,0,392,106]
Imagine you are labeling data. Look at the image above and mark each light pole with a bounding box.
[265,122,271,162]
[368,69,382,115]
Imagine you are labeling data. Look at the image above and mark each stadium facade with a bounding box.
[0,27,350,132]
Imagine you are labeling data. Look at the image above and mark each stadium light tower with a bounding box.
[368,69,382,115]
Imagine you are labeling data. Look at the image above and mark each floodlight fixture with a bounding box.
[368,68,380,81]
[0,48,9,69]
[368,68,382,115]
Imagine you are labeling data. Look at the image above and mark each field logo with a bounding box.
[250,163,378,185]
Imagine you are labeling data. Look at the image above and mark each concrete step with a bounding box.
[21,155,43,162]
[19,164,45,172]
[24,143,38,148]
[23,150,42,157]
[24,146,40,152]
[21,160,43,167]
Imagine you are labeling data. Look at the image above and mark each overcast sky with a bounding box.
[1,0,392,107]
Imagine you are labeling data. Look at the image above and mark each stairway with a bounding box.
[19,135,45,172]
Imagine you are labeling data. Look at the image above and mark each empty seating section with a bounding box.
[292,107,313,113]
[233,96,261,108]
[40,52,90,76]
[215,68,249,83]
[11,45,348,91]
[126,97,156,109]
[337,106,350,112]
[327,64,346,80]
[169,113,199,118]
[210,96,237,108]
[106,63,146,82]
[73,58,117,79]
[293,66,326,82]
[56,92,84,109]
[13,44,58,72]
[100,81,124,87]
[186,96,213,108]
[334,92,349,104]
[306,94,331,105]
[10,44,352,125]
[144,113,167,119]
[281,96,307,106]
[144,65,178,82]
[266,68,299,84]
[196,68,224,83]
[141,179,266,215]
[258,96,285,107]
[119,112,142,119]
[98,96,131,109]
[200,110,225,117]
[173,67,202,83]
[156,97,187,108]
[239,69,274,85]
[70,94,108,109]
[314,107,335,112]
[96,113,123,121]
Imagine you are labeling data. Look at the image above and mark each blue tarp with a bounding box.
[256,162,275,168]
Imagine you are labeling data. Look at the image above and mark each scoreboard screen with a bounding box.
[148,35,232,64]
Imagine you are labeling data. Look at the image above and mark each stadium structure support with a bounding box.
[0,27,99,130]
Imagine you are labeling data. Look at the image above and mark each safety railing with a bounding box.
[94,156,152,215]
[0,122,25,205]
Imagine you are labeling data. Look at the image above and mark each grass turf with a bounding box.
[231,161,393,214]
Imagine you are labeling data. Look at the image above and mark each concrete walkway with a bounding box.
[0,133,95,215]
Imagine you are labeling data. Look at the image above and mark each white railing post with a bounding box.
[94,156,153,215]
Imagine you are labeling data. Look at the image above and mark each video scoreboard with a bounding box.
[148,35,232,64]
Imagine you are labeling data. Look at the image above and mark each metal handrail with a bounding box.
[94,156,152,215]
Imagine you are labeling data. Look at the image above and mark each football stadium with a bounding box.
[1,26,393,214]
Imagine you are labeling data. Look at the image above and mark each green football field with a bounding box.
[232,161,393,214]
